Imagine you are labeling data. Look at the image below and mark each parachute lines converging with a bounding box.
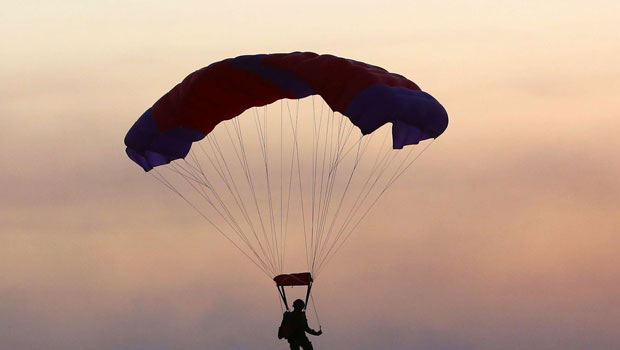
[148,99,433,278]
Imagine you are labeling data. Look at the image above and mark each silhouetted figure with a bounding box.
[278,299,322,350]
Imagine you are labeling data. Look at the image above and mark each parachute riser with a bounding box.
[277,284,290,311]
[276,281,312,312]
[274,272,314,312]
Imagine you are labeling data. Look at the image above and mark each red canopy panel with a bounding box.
[274,272,313,286]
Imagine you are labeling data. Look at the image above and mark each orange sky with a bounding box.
[2,1,620,349]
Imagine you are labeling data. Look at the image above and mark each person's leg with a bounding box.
[289,341,300,350]
[300,337,313,350]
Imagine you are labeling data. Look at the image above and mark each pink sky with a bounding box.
[2,1,620,349]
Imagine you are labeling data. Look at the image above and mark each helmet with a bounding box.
[293,299,305,310]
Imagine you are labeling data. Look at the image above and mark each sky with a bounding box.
[2,1,620,349]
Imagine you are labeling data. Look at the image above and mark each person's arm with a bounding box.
[303,314,322,336]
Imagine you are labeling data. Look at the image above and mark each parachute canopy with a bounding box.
[125,52,448,171]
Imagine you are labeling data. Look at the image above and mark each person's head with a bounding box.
[292,299,305,310]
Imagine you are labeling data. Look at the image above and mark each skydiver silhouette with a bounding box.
[279,299,322,350]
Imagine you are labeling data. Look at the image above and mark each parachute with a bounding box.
[124,52,448,310]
